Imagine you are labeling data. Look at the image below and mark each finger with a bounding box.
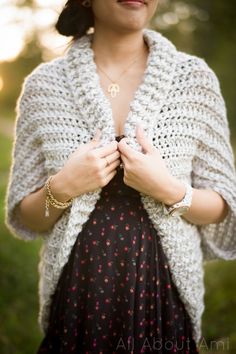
[117,138,135,159]
[75,129,102,153]
[136,124,154,154]
[103,158,121,174]
[94,140,118,158]
[92,128,102,142]
[88,129,102,147]
[103,169,117,186]
[119,153,129,167]
[105,150,121,165]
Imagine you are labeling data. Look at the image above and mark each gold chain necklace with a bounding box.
[95,52,144,98]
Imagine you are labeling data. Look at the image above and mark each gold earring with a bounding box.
[82,0,91,7]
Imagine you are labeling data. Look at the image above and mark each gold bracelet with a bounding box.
[45,176,73,217]
[46,176,72,206]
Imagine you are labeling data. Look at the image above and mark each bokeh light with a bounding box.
[0,0,208,63]
[0,24,25,61]
[0,0,65,62]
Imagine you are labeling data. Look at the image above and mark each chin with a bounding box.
[93,0,152,34]
[113,16,148,33]
[121,25,146,33]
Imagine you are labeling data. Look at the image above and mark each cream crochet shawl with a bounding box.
[5,28,236,345]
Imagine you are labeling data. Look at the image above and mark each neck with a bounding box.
[91,27,148,67]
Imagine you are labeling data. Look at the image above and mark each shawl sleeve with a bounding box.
[190,58,236,261]
[5,71,50,241]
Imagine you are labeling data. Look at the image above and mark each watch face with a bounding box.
[169,206,189,217]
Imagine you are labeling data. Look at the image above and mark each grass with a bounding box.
[201,260,236,353]
[0,132,44,354]
[0,131,236,353]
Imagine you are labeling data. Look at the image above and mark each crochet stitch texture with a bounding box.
[5,28,236,345]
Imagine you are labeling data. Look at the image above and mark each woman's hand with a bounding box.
[50,129,121,201]
[118,124,186,205]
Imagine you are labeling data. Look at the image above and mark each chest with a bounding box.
[98,67,148,137]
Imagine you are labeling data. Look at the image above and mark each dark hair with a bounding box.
[55,0,94,39]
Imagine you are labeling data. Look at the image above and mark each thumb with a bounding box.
[87,128,102,149]
[136,124,154,154]
[91,128,102,143]
[76,129,102,153]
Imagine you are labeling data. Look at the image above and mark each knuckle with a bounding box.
[132,154,138,162]
[95,168,104,180]
[87,150,97,161]
[95,160,103,171]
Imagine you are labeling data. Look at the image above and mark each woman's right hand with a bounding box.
[50,129,121,201]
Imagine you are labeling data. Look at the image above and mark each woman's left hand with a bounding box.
[117,124,185,205]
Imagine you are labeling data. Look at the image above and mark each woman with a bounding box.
[5,0,236,353]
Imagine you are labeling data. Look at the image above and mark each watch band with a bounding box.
[163,181,193,216]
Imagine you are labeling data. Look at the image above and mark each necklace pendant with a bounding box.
[108,83,120,98]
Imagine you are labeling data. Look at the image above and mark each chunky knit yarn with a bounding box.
[5,28,236,345]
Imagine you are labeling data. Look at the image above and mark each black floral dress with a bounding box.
[37,135,199,353]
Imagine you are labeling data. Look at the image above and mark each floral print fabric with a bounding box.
[37,136,199,353]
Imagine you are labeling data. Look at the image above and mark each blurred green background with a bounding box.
[0,0,236,353]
